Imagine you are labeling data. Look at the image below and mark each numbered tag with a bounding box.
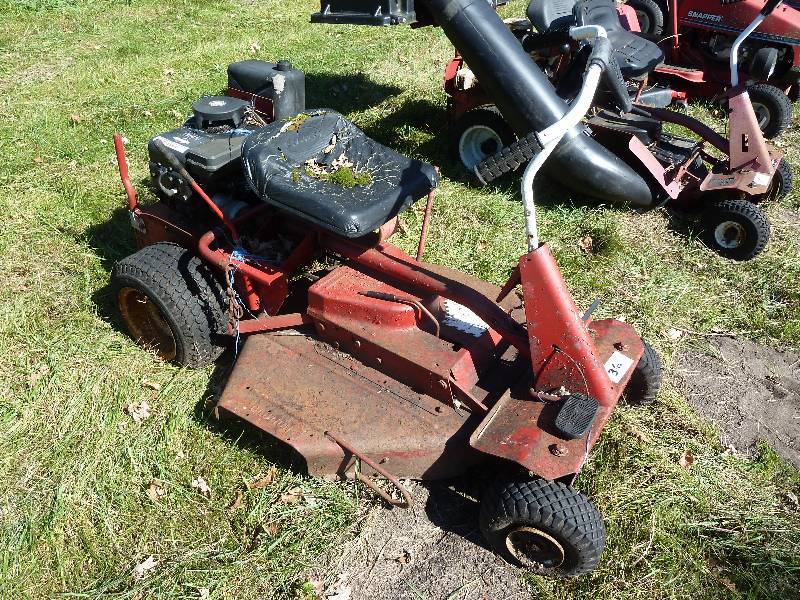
[604,351,634,384]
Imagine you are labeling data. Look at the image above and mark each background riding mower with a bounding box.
[446,0,792,261]
[623,0,800,137]
[110,0,662,577]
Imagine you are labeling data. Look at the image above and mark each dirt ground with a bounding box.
[675,335,800,468]
[311,479,531,600]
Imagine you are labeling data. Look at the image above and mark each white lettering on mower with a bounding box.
[154,135,189,154]
[604,351,634,384]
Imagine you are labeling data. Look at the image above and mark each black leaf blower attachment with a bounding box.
[311,0,655,208]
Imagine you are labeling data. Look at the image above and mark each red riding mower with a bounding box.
[448,0,793,260]
[623,0,800,138]
[110,14,660,577]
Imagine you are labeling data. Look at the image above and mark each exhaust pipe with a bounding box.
[423,0,654,207]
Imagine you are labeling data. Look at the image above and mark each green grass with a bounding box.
[0,0,799,597]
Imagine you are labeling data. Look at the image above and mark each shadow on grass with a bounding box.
[305,71,403,116]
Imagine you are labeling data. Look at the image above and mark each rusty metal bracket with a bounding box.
[325,431,413,508]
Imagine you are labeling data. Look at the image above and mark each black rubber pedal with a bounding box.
[554,393,598,440]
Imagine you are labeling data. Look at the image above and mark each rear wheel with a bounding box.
[627,0,665,36]
[453,106,516,173]
[111,243,229,368]
[747,83,792,139]
[479,478,605,577]
[700,199,770,261]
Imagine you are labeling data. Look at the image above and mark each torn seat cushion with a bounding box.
[242,110,439,238]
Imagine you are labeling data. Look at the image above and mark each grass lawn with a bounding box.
[1,0,799,597]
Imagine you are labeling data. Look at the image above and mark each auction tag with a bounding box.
[604,351,634,384]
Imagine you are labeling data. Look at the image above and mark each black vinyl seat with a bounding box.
[242,110,439,238]
[528,0,664,78]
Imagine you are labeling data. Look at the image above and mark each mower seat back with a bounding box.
[528,0,664,78]
[242,110,438,238]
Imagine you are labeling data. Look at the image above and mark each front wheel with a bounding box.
[479,478,605,577]
[747,83,792,139]
[623,340,662,406]
[700,199,770,261]
[452,106,516,174]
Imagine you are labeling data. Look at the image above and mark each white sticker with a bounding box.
[753,172,771,187]
[441,299,489,338]
[604,351,634,384]
[154,135,189,154]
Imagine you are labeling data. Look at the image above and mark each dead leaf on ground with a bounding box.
[192,476,212,498]
[124,400,151,423]
[679,450,695,469]
[143,109,153,118]
[250,42,261,54]
[171,109,184,119]
[577,234,594,254]
[33,156,44,164]
[718,576,737,593]
[228,489,245,512]
[784,490,799,509]
[163,68,175,77]
[249,466,278,489]
[264,522,280,536]
[397,218,409,235]
[132,555,158,580]
[666,327,683,341]
[141,379,161,391]
[393,548,411,564]
[279,486,303,504]
[198,588,210,600]
[70,114,83,124]
[147,479,166,503]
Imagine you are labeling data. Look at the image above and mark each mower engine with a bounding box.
[147,60,307,220]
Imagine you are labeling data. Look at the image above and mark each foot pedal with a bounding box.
[554,394,598,440]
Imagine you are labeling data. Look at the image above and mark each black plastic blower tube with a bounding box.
[422,0,653,207]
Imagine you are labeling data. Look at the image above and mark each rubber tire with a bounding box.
[453,106,516,175]
[627,0,665,36]
[479,478,605,577]
[623,340,662,406]
[771,158,794,200]
[700,199,770,261]
[111,243,228,368]
[747,83,792,139]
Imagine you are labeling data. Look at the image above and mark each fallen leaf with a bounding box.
[264,522,280,536]
[397,218,409,235]
[124,400,151,423]
[171,109,184,119]
[250,42,261,54]
[143,109,153,118]
[666,327,683,341]
[394,549,411,564]
[679,450,694,469]
[198,588,210,600]
[577,234,594,254]
[279,486,303,504]
[192,476,212,498]
[249,466,278,489]
[147,479,166,503]
[141,379,161,391]
[476,240,487,251]
[33,156,44,164]
[327,585,352,600]
[132,555,158,580]
[70,114,83,124]
[784,490,799,509]
[163,68,175,77]
[718,576,737,593]
[91,43,103,50]
[228,489,245,512]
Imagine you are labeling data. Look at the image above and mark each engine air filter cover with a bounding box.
[192,96,249,129]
